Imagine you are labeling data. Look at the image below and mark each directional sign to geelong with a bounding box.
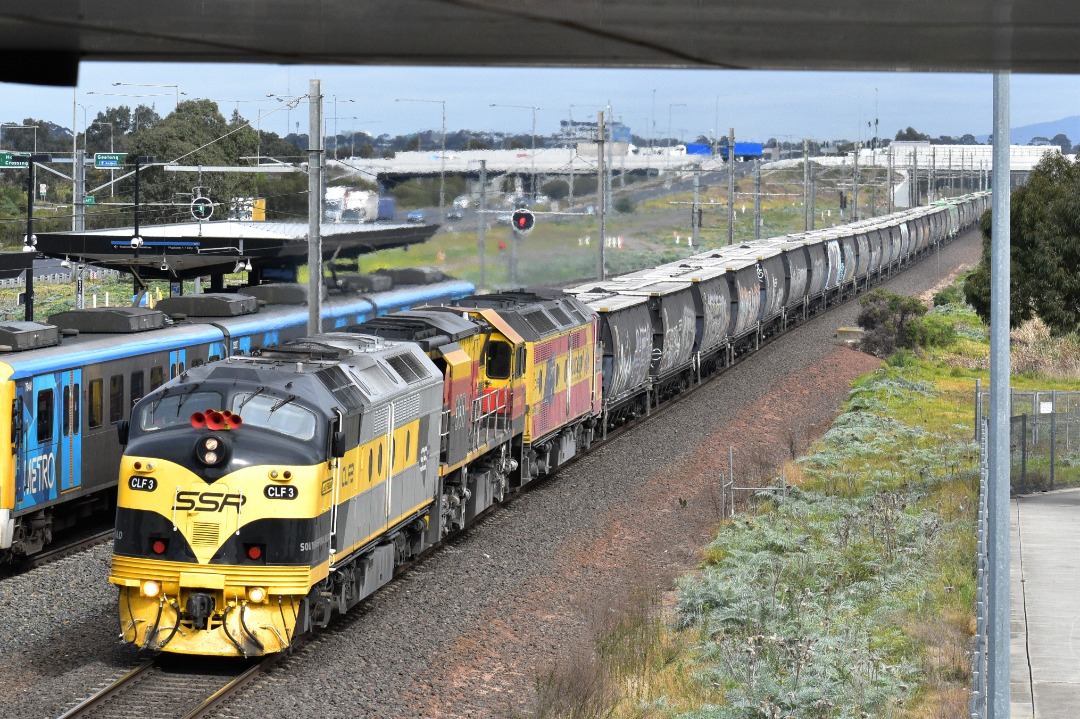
[94,153,127,168]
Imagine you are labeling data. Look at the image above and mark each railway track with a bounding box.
[1,526,114,576]
[56,655,273,719]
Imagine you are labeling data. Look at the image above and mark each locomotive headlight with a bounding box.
[247,586,267,603]
[141,580,161,598]
[195,435,228,467]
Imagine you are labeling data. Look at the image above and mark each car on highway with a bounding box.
[406,209,426,223]
[447,209,464,220]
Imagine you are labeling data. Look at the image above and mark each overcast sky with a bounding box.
[4,63,1080,143]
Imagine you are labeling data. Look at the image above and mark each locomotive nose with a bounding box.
[186,592,216,631]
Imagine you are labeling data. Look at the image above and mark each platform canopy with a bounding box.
[34,221,439,282]
[3,1,1080,87]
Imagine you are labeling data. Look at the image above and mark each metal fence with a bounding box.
[974,383,1080,494]
[970,418,989,719]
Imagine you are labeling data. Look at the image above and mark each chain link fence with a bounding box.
[975,383,1080,494]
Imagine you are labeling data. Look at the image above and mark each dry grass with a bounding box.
[1010,319,1080,380]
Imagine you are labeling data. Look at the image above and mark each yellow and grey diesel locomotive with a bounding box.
[109,332,448,656]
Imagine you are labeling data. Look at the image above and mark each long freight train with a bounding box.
[109,193,990,656]
[0,269,475,562]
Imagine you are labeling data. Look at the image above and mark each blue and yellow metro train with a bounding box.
[108,193,989,657]
[0,269,475,562]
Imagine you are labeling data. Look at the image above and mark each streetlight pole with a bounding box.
[491,103,540,202]
[667,103,686,150]
[396,98,447,212]
[90,121,115,197]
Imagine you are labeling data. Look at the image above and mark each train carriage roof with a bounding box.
[451,291,595,342]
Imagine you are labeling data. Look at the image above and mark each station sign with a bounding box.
[0,152,28,168]
[94,153,127,169]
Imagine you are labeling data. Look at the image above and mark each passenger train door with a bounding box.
[15,374,62,511]
[58,370,81,492]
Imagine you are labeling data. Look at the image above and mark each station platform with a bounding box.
[1010,489,1080,717]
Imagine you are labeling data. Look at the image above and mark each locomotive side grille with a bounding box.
[191,522,220,547]
[385,353,427,384]
[372,406,389,435]
[547,306,573,327]
[395,394,420,426]
[521,308,558,336]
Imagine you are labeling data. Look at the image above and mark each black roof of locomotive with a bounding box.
[451,291,595,341]
[347,309,480,351]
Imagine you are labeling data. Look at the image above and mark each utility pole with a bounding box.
[74,150,86,232]
[912,148,919,207]
[691,165,700,249]
[307,79,323,335]
[852,142,860,221]
[753,159,762,240]
[810,162,817,229]
[802,138,810,231]
[727,127,735,245]
[477,160,487,290]
[886,148,894,214]
[597,111,606,280]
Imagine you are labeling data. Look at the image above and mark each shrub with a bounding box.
[856,289,929,357]
[613,196,636,214]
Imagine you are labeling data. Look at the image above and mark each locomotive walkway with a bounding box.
[1010,488,1080,717]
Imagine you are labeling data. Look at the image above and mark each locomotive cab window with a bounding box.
[486,340,512,379]
[150,367,164,391]
[36,389,53,443]
[135,390,223,432]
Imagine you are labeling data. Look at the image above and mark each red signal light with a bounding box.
[511,209,534,233]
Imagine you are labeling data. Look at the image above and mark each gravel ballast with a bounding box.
[0,231,982,719]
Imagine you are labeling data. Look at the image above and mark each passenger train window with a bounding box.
[486,340,512,379]
[150,367,164,391]
[36,389,53,443]
[88,379,103,429]
[62,385,79,437]
[109,374,124,423]
[131,371,144,406]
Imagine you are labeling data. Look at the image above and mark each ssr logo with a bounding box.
[173,490,247,512]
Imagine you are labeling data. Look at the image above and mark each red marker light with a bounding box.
[152,540,166,555]
[247,545,262,560]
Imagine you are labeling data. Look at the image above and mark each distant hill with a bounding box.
[976,115,1080,146]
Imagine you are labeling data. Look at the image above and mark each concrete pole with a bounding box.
[692,165,700,249]
[727,127,735,245]
[887,148,893,214]
[987,71,1011,719]
[753,160,762,240]
[74,150,85,232]
[307,79,323,335]
[802,139,809,231]
[852,142,860,220]
[597,111,606,280]
[478,160,487,291]
[810,163,816,229]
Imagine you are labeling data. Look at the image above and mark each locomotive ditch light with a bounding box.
[268,469,293,481]
[141,580,161,598]
[247,586,267,603]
